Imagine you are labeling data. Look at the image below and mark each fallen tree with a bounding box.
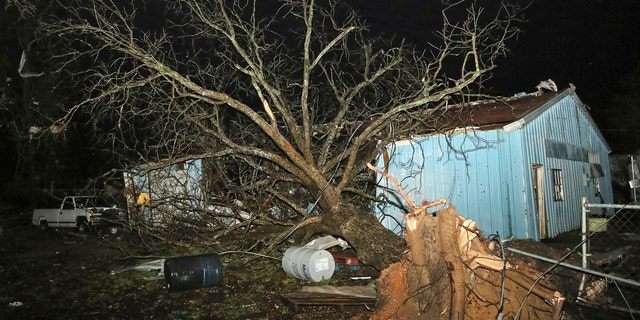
[30,0,523,270]
[373,206,565,319]
[369,164,564,319]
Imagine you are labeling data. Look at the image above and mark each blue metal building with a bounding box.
[375,85,613,240]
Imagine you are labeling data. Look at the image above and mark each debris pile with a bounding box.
[372,206,565,319]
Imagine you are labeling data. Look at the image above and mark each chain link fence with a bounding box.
[582,200,640,313]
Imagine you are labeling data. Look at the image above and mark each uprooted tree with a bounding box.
[32,0,523,270]
[373,204,565,319]
[368,164,564,319]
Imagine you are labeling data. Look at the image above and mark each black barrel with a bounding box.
[164,253,222,291]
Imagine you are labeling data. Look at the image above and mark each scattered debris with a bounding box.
[332,250,359,271]
[282,284,376,311]
[164,254,222,291]
[282,235,352,282]
[112,258,165,280]
[303,235,350,251]
[536,78,558,93]
[583,278,607,301]
[369,165,564,319]
[590,245,633,267]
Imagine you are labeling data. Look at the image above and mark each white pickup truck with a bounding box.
[32,196,125,233]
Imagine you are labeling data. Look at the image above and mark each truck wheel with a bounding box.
[40,221,49,231]
[77,221,88,233]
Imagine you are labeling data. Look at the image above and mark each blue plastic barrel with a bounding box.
[164,254,222,291]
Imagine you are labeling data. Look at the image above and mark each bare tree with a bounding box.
[3,0,86,205]
[38,0,522,270]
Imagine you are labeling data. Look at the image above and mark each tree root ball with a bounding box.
[372,206,564,320]
[371,259,418,320]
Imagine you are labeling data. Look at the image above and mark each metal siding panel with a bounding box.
[504,129,533,239]
[521,110,546,240]
[484,134,499,234]
[520,95,611,238]
[598,148,614,206]
[439,132,495,235]
[493,130,516,238]
[375,142,412,235]
[376,131,511,237]
[524,100,562,239]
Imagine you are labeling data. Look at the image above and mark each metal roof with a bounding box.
[424,91,560,131]
[417,84,611,152]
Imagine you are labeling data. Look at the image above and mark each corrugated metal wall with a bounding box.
[517,95,613,238]
[375,94,613,240]
[375,130,515,238]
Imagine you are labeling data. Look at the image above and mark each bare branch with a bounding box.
[35,0,523,269]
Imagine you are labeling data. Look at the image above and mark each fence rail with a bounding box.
[581,198,640,312]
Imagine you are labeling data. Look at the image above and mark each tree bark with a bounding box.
[437,206,467,319]
[374,206,565,320]
[307,200,405,271]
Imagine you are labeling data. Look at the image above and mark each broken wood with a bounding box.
[367,163,446,214]
[281,285,377,310]
[369,153,564,319]
[373,206,565,320]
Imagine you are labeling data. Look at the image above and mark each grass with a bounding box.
[0,211,377,319]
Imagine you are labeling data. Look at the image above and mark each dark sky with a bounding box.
[348,0,640,112]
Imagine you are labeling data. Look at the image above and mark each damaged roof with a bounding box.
[415,84,610,151]
[423,90,564,132]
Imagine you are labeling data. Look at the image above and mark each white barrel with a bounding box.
[282,247,335,282]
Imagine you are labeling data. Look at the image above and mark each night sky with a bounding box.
[348,0,640,113]
[3,0,640,190]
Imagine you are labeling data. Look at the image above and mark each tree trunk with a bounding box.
[373,206,565,320]
[309,200,405,271]
[369,208,457,320]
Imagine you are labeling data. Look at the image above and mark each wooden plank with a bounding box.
[282,291,377,310]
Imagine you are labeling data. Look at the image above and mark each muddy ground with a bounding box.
[1,204,638,319]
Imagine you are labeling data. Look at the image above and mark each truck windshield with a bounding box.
[76,197,113,208]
